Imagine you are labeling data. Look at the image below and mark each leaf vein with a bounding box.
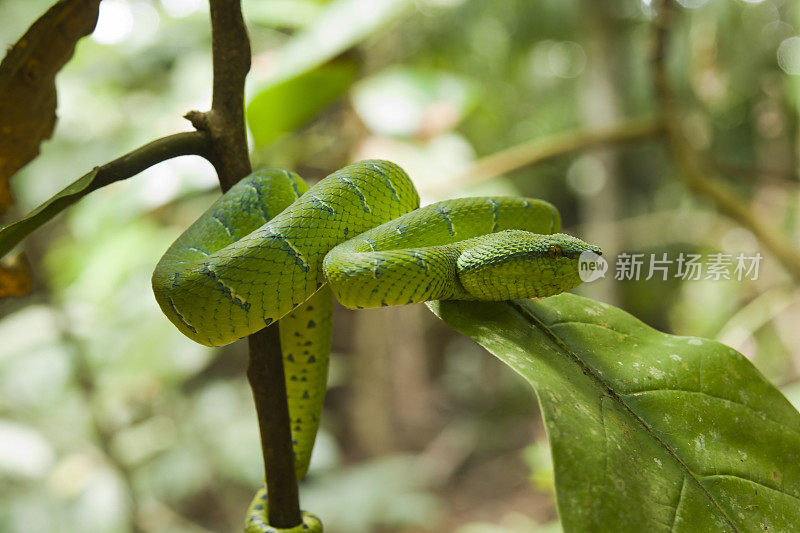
[624,389,800,437]
[700,474,800,503]
[509,301,741,532]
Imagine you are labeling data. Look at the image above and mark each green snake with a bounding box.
[151,160,600,532]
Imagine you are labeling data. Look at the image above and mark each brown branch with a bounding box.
[424,116,664,194]
[710,158,799,189]
[247,328,301,527]
[88,131,212,190]
[651,0,800,281]
[200,0,302,528]
[190,0,252,192]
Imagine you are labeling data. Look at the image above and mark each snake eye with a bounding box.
[547,245,563,259]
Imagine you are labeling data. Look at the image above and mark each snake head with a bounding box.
[456,230,602,301]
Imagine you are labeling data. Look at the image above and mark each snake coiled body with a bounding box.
[152,160,600,532]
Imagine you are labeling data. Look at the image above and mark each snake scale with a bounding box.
[151,160,600,532]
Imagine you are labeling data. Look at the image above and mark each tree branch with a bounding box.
[190,0,252,192]
[247,328,302,527]
[708,157,799,189]
[89,131,212,190]
[201,0,302,528]
[424,116,664,194]
[651,0,800,281]
[2,2,298,526]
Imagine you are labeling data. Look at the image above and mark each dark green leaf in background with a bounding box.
[252,0,413,88]
[247,61,357,147]
[428,294,800,532]
[245,0,415,147]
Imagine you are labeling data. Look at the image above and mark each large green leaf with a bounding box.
[243,0,327,30]
[247,61,357,147]
[427,294,800,532]
[246,0,414,147]
[252,0,413,88]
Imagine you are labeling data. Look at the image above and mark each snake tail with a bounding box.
[279,285,332,480]
[246,485,323,533]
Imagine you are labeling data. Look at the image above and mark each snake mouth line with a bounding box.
[458,251,583,271]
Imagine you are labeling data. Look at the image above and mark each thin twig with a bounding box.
[651,0,800,281]
[424,116,664,194]
[201,0,302,527]
[88,131,212,190]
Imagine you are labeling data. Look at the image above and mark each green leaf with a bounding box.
[427,294,800,532]
[0,168,99,258]
[253,0,413,88]
[247,61,357,147]
[246,0,414,146]
[243,0,327,30]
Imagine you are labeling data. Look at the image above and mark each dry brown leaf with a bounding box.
[0,253,32,298]
[0,0,101,215]
[0,180,11,216]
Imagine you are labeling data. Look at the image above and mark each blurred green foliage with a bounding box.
[2,0,800,532]
[247,61,357,146]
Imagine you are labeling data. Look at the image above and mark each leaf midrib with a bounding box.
[508,301,740,532]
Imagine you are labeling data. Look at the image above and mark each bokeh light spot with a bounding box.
[567,155,606,197]
[777,37,800,75]
[677,0,709,8]
[547,41,586,79]
[92,0,134,45]
[161,0,203,18]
